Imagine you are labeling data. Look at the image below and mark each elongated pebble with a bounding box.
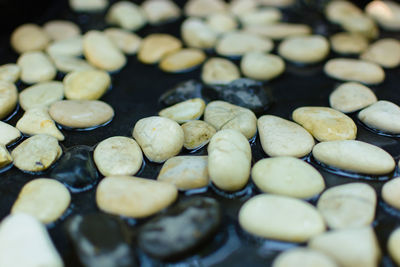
[159,98,205,123]
[229,0,257,16]
[184,0,227,17]
[138,34,182,64]
[358,101,400,134]
[43,20,81,41]
[104,28,142,55]
[239,8,282,26]
[258,0,294,7]
[330,32,369,55]
[181,18,218,49]
[51,55,94,73]
[19,81,64,111]
[17,51,56,84]
[241,52,285,81]
[325,0,362,25]
[64,70,111,100]
[341,14,379,39]
[69,0,107,12]
[0,63,20,83]
[361,38,400,69]
[0,144,12,168]
[159,49,206,73]
[201,57,240,85]
[182,120,216,150]
[382,177,400,210]
[141,0,181,24]
[366,0,400,31]
[388,228,400,266]
[273,248,338,267]
[0,81,18,119]
[244,23,311,40]
[106,1,146,31]
[0,121,20,145]
[11,24,50,54]
[46,36,83,58]
[206,13,237,34]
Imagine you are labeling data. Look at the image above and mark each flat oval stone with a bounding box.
[10,24,50,54]
[157,156,209,190]
[358,100,400,134]
[104,28,142,55]
[17,51,56,84]
[206,13,237,34]
[252,157,325,198]
[0,81,18,119]
[208,129,251,191]
[49,100,114,129]
[244,23,311,40]
[312,140,395,175]
[51,55,95,73]
[70,0,108,12]
[317,183,376,229]
[159,48,206,73]
[138,197,220,260]
[239,194,325,242]
[43,20,81,41]
[138,34,182,64]
[0,121,20,146]
[229,0,257,16]
[96,176,178,218]
[366,0,400,31]
[341,14,379,39]
[388,228,400,266]
[132,116,184,163]
[329,82,377,113]
[19,81,64,111]
[184,0,227,17]
[201,57,240,85]
[0,63,20,83]
[361,38,400,69]
[46,36,83,58]
[273,248,338,267]
[181,18,218,49]
[324,58,385,85]
[382,177,400,210]
[292,106,357,142]
[64,70,111,100]
[182,120,216,150]
[239,8,282,26]
[11,178,71,224]
[142,0,181,24]
[159,98,205,123]
[94,136,143,177]
[241,52,285,81]
[106,1,147,31]
[325,0,362,25]
[330,32,368,55]
[159,80,203,106]
[0,144,12,168]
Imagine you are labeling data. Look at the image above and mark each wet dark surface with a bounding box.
[0,0,400,266]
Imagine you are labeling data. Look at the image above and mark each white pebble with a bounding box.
[182,120,216,150]
[358,100,400,134]
[69,0,108,12]
[159,98,205,123]
[330,32,369,55]
[201,57,240,85]
[366,0,400,31]
[0,63,20,83]
[0,81,18,119]
[46,36,83,58]
[382,177,400,210]
[0,144,12,168]
[184,0,227,17]
[141,0,181,24]
[244,23,311,40]
[206,13,238,34]
[273,248,338,267]
[19,81,64,111]
[10,24,50,54]
[241,52,285,81]
[17,51,56,84]
[51,55,94,73]
[63,70,111,100]
[106,1,146,31]
[239,8,282,26]
[104,28,142,55]
[43,20,81,41]
[181,18,218,49]
[361,38,400,69]
[0,121,20,146]
[388,228,400,266]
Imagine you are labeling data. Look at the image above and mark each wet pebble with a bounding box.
[63,70,111,100]
[361,38,400,69]
[366,0,400,31]
[43,20,81,41]
[181,120,216,150]
[51,55,94,73]
[19,81,64,111]
[184,0,227,17]
[46,36,83,58]
[159,98,205,123]
[0,121,20,145]
[388,227,400,266]
[330,32,369,55]
[273,248,338,267]
[10,23,50,54]
[181,18,218,49]
[159,79,203,106]
[241,52,285,81]
[0,81,18,119]
[69,0,108,12]
[159,48,206,73]
[17,51,56,84]
[0,144,12,168]
[0,63,20,83]
[141,0,181,24]
[201,57,240,85]
[244,23,311,40]
[358,100,400,134]
[382,177,400,210]
[106,1,147,31]
[138,34,182,64]
[104,28,142,55]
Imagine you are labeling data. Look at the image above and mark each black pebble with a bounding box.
[159,80,204,106]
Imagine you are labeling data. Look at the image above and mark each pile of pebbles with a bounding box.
[0,0,400,266]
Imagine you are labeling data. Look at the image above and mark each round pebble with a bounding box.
[244,23,311,40]
[0,63,20,83]
[106,1,147,31]
[239,8,282,26]
[330,32,369,55]
[0,121,20,146]
[361,38,400,69]
[63,70,111,100]
[181,18,218,49]
[19,81,64,111]
[159,49,206,73]
[43,20,81,41]
[382,177,400,210]
[358,100,400,134]
[273,248,338,267]
[182,120,216,150]
[10,23,50,54]
[184,0,227,17]
[325,0,362,25]
[0,81,18,120]
[366,0,400,31]
[0,145,12,168]
[159,98,205,123]
[201,57,240,85]
[138,34,182,64]
[141,0,181,24]
[17,51,56,84]
[206,13,237,34]
[46,36,83,58]
[104,28,142,55]
[388,228,400,266]
[241,52,285,81]
[69,0,108,12]
[51,55,94,73]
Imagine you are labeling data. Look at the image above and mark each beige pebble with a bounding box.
[132,116,184,163]
[0,121,20,146]
[312,140,395,175]
[206,13,238,34]
[325,0,362,25]
[317,183,376,229]
[159,98,205,123]
[104,28,142,55]
[330,32,369,55]
[252,157,325,199]
[46,36,83,58]
[19,81,64,111]
[341,15,379,39]
[11,178,71,224]
[106,1,146,31]
[0,63,20,83]
[329,82,377,113]
[204,101,257,139]
[159,49,206,73]
[324,58,385,85]
[96,175,178,218]
[201,57,240,85]
[361,38,400,68]
[184,0,227,17]
[292,107,357,142]
[208,129,251,191]
[138,34,182,64]
[10,24,50,54]
[94,136,143,177]
[181,18,218,49]
[157,155,209,190]
[382,177,400,210]
[0,145,12,168]
[43,20,81,41]
[258,115,314,157]
[0,81,18,120]
[11,134,62,172]
[239,194,325,242]
[309,227,381,267]
[63,70,111,100]
[239,8,282,26]
[51,55,95,73]
[244,23,311,40]
[49,100,114,129]
[388,228,400,266]
[258,0,295,7]
[141,0,181,24]
[358,101,400,134]
[69,0,108,12]
[366,0,400,31]
[241,52,285,81]
[229,0,257,16]
[273,248,338,267]
[17,51,56,84]
[182,120,216,150]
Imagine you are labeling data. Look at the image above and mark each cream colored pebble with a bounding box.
[341,14,379,39]
[382,177,400,210]
[138,34,182,64]
[141,0,181,24]
[201,57,240,85]
[273,248,338,267]
[106,1,146,31]
[366,0,400,31]
[258,0,295,7]
[244,23,311,40]
[229,0,257,16]
[325,0,362,25]
[0,121,20,146]
[19,81,64,111]
[69,0,108,12]
[361,38,400,68]
[0,64,20,83]
[330,32,369,55]
[64,70,111,100]
[184,0,227,17]
[0,144,12,168]
[239,8,282,26]
[181,18,218,49]
[388,228,400,266]
[182,120,216,150]
[17,51,56,84]
[206,13,238,34]
[51,55,95,73]
[0,81,18,120]
[159,98,205,123]
[358,100,400,134]
[159,49,206,73]
[46,36,83,58]
[104,28,142,55]
[43,20,81,41]
[10,24,50,54]
[241,52,285,81]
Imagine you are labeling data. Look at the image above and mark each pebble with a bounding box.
[157,156,209,190]
[63,70,111,100]
[83,30,127,72]
[17,51,56,84]
[181,18,218,49]
[258,115,314,157]
[361,38,400,69]
[96,176,178,218]
[10,23,50,54]
[325,0,362,25]
[159,48,206,73]
[11,178,71,224]
[106,1,147,31]
[0,213,64,267]
[0,63,20,83]
[252,157,325,198]
[19,81,64,111]
[0,121,20,145]
[309,227,381,267]
[208,129,251,191]
[94,136,143,177]
[366,0,400,31]
[0,145,12,168]
[11,134,62,173]
[204,101,257,139]
[184,0,227,17]
[104,28,142,55]
[46,37,83,59]
[49,100,114,129]
[138,34,182,64]
[317,183,376,229]
[138,197,220,259]
[16,107,65,141]
[292,106,357,141]
[382,177,400,210]
[330,32,369,55]
[273,248,338,267]
[259,0,294,7]
[388,228,400,266]
[358,101,400,134]
[244,23,311,40]
[239,194,325,242]
[142,0,181,24]
[51,55,95,73]
[69,0,108,12]
[43,20,81,41]
[0,81,18,119]
[201,57,240,85]
[159,80,203,107]
[229,0,257,16]
[182,120,216,150]
[341,14,379,39]
[159,98,205,123]
[329,82,377,113]
[312,140,395,175]
[239,8,282,26]
[132,116,184,163]
[241,52,285,81]
[206,13,237,34]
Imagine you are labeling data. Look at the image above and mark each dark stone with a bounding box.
[66,213,138,267]
[159,80,204,106]
[50,146,99,192]
[137,197,221,260]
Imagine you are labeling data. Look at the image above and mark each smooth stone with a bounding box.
[208,129,251,191]
[329,82,377,113]
[273,248,338,267]
[0,81,18,119]
[239,8,282,26]
[358,100,400,134]
[43,20,81,41]
[366,0,400,31]
[182,120,216,150]
[94,136,143,177]
[138,34,182,64]
[132,116,184,163]
[157,156,209,190]
[312,140,395,175]
[159,80,203,107]
[239,194,325,242]
[16,107,65,141]
[0,213,63,267]
[317,183,376,229]
[51,146,99,192]
[159,48,206,73]
[244,23,311,40]
[388,228,400,266]
[63,70,111,100]
[0,121,20,145]
[241,52,285,81]
[330,32,369,55]
[52,55,95,73]
[46,36,83,58]
[17,51,56,84]
[292,106,357,142]
[69,0,108,12]
[66,213,138,267]
[0,63,20,83]
[341,14,379,39]
[184,0,227,17]
[11,134,62,173]
[258,0,295,7]
[229,0,257,16]
[96,176,178,218]
[159,98,205,123]
[138,197,220,259]
[204,101,257,139]
[0,144,12,168]
[201,57,240,85]
[104,28,142,55]
[325,0,362,25]
[382,177,400,210]
[10,23,50,54]
[181,18,218,49]
[309,227,381,267]
[361,38,400,69]
[106,1,147,31]
[252,157,325,199]
[141,0,181,24]
[205,13,238,34]
[11,178,71,224]
[19,81,64,111]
